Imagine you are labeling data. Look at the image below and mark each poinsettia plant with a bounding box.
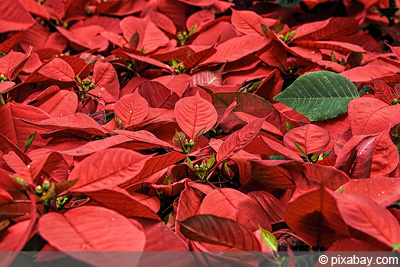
[1,0,400,266]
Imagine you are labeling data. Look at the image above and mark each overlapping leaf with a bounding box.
[38,206,145,265]
[68,148,151,192]
[178,214,261,251]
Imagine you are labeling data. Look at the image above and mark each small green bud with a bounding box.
[35,185,43,196]
[194,164,200,171]
[42,180,51,191]
[392,98,398,105]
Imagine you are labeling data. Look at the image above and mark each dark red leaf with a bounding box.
[137,81,179,109]
[183,46,216,70]
[247,191,285,223]
[249,160,297,190]
[372,79,395,104]
[285,186,350,247]
[178,214,261,251]
[85,189,160,221]
[217,117,264,163]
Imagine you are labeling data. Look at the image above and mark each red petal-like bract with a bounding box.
[0,102,50,150]
[120,16,169,53]
[285,186,350,247]
[283,124,330,155]
[175,91,217,139]
[336,193,400,247]
[217,117,264,163]
[84,189,161,221]
[91,61,120,103]
[178,214,261,251]
[199,188,271,232]
[341,177,400,207]
[38,58,75,82]
[114,91,149,127]
[38,206,145,265]
[23,113,107,136]
[348,97,400,135]
[1,0,400,257]
[0,0,35,33]
[259,135,303,162]
[68,148,151,192]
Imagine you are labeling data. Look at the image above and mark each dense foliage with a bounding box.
[0,0,400,265]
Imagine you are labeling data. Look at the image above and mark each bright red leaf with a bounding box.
[68,148,151,192]
[38,206,145,265]
[175,91,218,139]
[114,91,149,128]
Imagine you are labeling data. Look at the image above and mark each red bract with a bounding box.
[1,0,400,264]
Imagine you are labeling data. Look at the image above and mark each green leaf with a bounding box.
[24,131,37,152]
[206,155,215,169]
[285,121,293,132]
[330,50,338,63]
[269,155,286,160]
[391,243,400,251]
[337,186,345,194]
[13,176,29,189]
[347,52,363,67]
[188,24,197,36]
[311,153,319,163]
[274,71,359,121]
[186,157,193,169]
[293,141,307,158]
[129,31,140,50]
[172,130,186,150]
[260,24,271,38]
[276,0,302,9]
[259,225,278,251]
[322,150,332,159]
[170,58,179,68]
[163,175,172,186]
